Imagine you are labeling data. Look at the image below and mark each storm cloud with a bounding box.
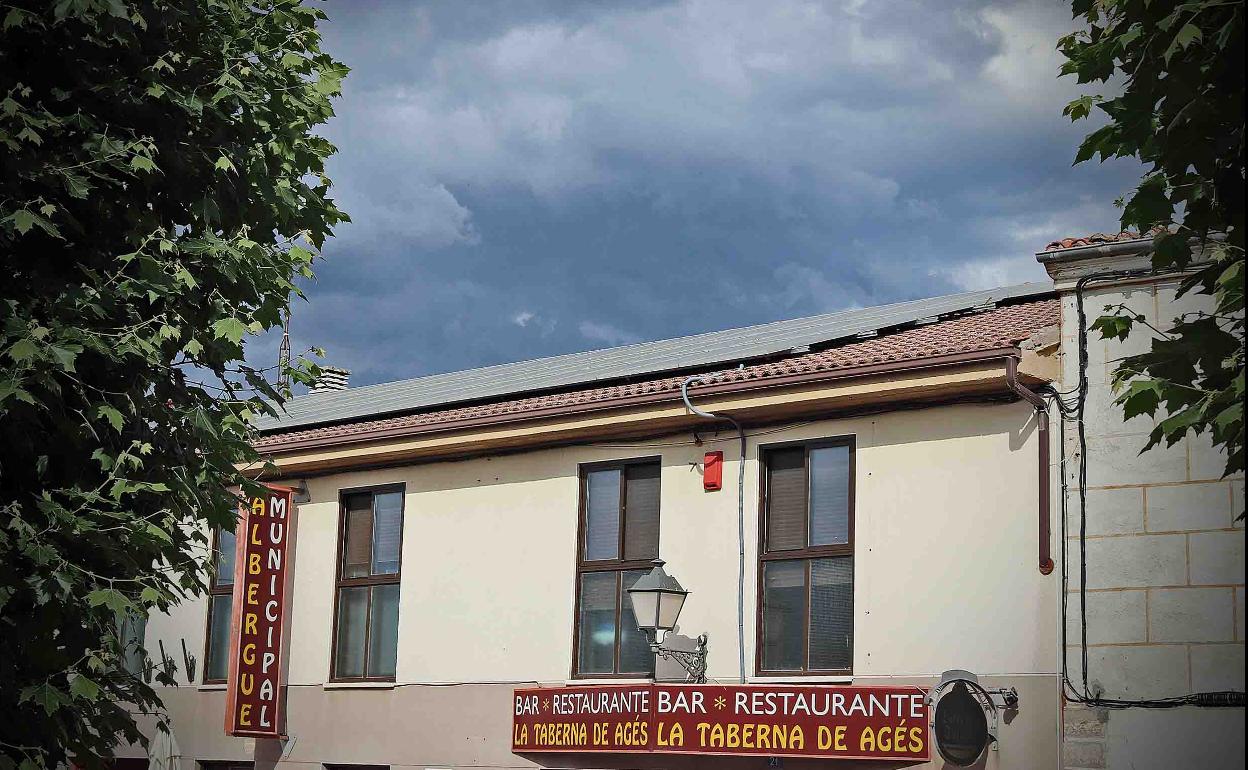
[271,0,1142,387]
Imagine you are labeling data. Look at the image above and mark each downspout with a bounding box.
[681,373,747,684]
[1005,356,1055,575]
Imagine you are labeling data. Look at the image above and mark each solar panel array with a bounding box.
[257,281,1052,432]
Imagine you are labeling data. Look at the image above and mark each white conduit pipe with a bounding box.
[681,373,747,684]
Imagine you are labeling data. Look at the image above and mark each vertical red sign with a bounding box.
[224,485,296,738]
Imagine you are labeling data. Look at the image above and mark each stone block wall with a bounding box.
[1052,271,1245,770]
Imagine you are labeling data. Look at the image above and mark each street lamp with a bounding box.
[626,559,708,683]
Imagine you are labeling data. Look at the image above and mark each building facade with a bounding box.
[1039,235,1246,770]
[118,235,1243,770]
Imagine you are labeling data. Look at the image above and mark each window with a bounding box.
[204,526,236,684]
[758,439,854,675]
[117,610,147,678]
[573,459,660,677]
[331,486,404,681]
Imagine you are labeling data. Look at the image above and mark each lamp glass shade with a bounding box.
[629,589,660,632]
[626,559,689,635]
[657,589,686,631]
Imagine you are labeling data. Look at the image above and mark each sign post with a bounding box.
[512,683,929,761]
[224,485,297,739]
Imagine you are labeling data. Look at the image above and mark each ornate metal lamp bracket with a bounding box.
[651,633,709,684]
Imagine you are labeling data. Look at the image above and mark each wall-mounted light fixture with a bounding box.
[627,559,708,683]
[926,669,1020,767]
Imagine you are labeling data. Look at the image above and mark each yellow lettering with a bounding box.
[250,523,261,545]
[835,725,847,751]
[742,723,755,750]
[240,672,254,695]
[909,726,924,753]
[818,725,831,750]
[790,725,804,750]
[242,643,255,665]
[251,497,265,517]
[860,726,876,752]
[878,726,892,752]
[239,703,252,726]
[710,723,724,747]
[248,552,261,575]
[246,582,258,605]
[244,612,257,636]
[758,723,772,750]
[695,722,710,746]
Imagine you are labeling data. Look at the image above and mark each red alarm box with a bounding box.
[703,451,723,491]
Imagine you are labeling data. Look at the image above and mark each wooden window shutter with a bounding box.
[766,448,806,551]
[622,463,660,560]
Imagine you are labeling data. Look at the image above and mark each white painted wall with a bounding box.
[149,401,1057,686]
[141,400,1061,768]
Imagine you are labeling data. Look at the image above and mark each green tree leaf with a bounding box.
[97,404,123,432]
[211,317,247,344]
[69,676,100,702]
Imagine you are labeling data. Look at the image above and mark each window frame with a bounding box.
[570,457,662,679]
[202,525,237,685]
[755,436,856,677]
[329,483,406,684]
[199,762,253,770]
[117,609,148,679]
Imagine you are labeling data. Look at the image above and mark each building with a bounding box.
[122,233,1243,770]
[1038,234,1245,770]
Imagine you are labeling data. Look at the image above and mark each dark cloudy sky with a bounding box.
[274,0,1142,388]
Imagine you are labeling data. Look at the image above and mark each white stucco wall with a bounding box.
[142,400,1061,768]
[262,402,1055,684]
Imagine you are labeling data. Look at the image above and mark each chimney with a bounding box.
[309,366,350,394]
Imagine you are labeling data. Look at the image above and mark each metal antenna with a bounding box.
[278,309,291,389]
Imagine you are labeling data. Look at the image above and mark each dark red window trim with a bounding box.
[756,437,856,677]
[570,457,660,679]
[328,483,405,684]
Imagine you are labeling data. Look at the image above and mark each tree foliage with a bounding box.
[0,2,346,766]
[1060,0,1245,491]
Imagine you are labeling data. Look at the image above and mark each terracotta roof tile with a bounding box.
[1043,228,1165,251]
[254,298,1059,452]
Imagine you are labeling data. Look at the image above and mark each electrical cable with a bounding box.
[1059,268,1244,709]
[681,373,748,685]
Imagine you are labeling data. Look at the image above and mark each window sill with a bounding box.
[322,680,396,690]
[197,683,228,691]
[750,675,854,684]
[566,677,654,686]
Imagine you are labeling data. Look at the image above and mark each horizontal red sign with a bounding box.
[513,683,929,761]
